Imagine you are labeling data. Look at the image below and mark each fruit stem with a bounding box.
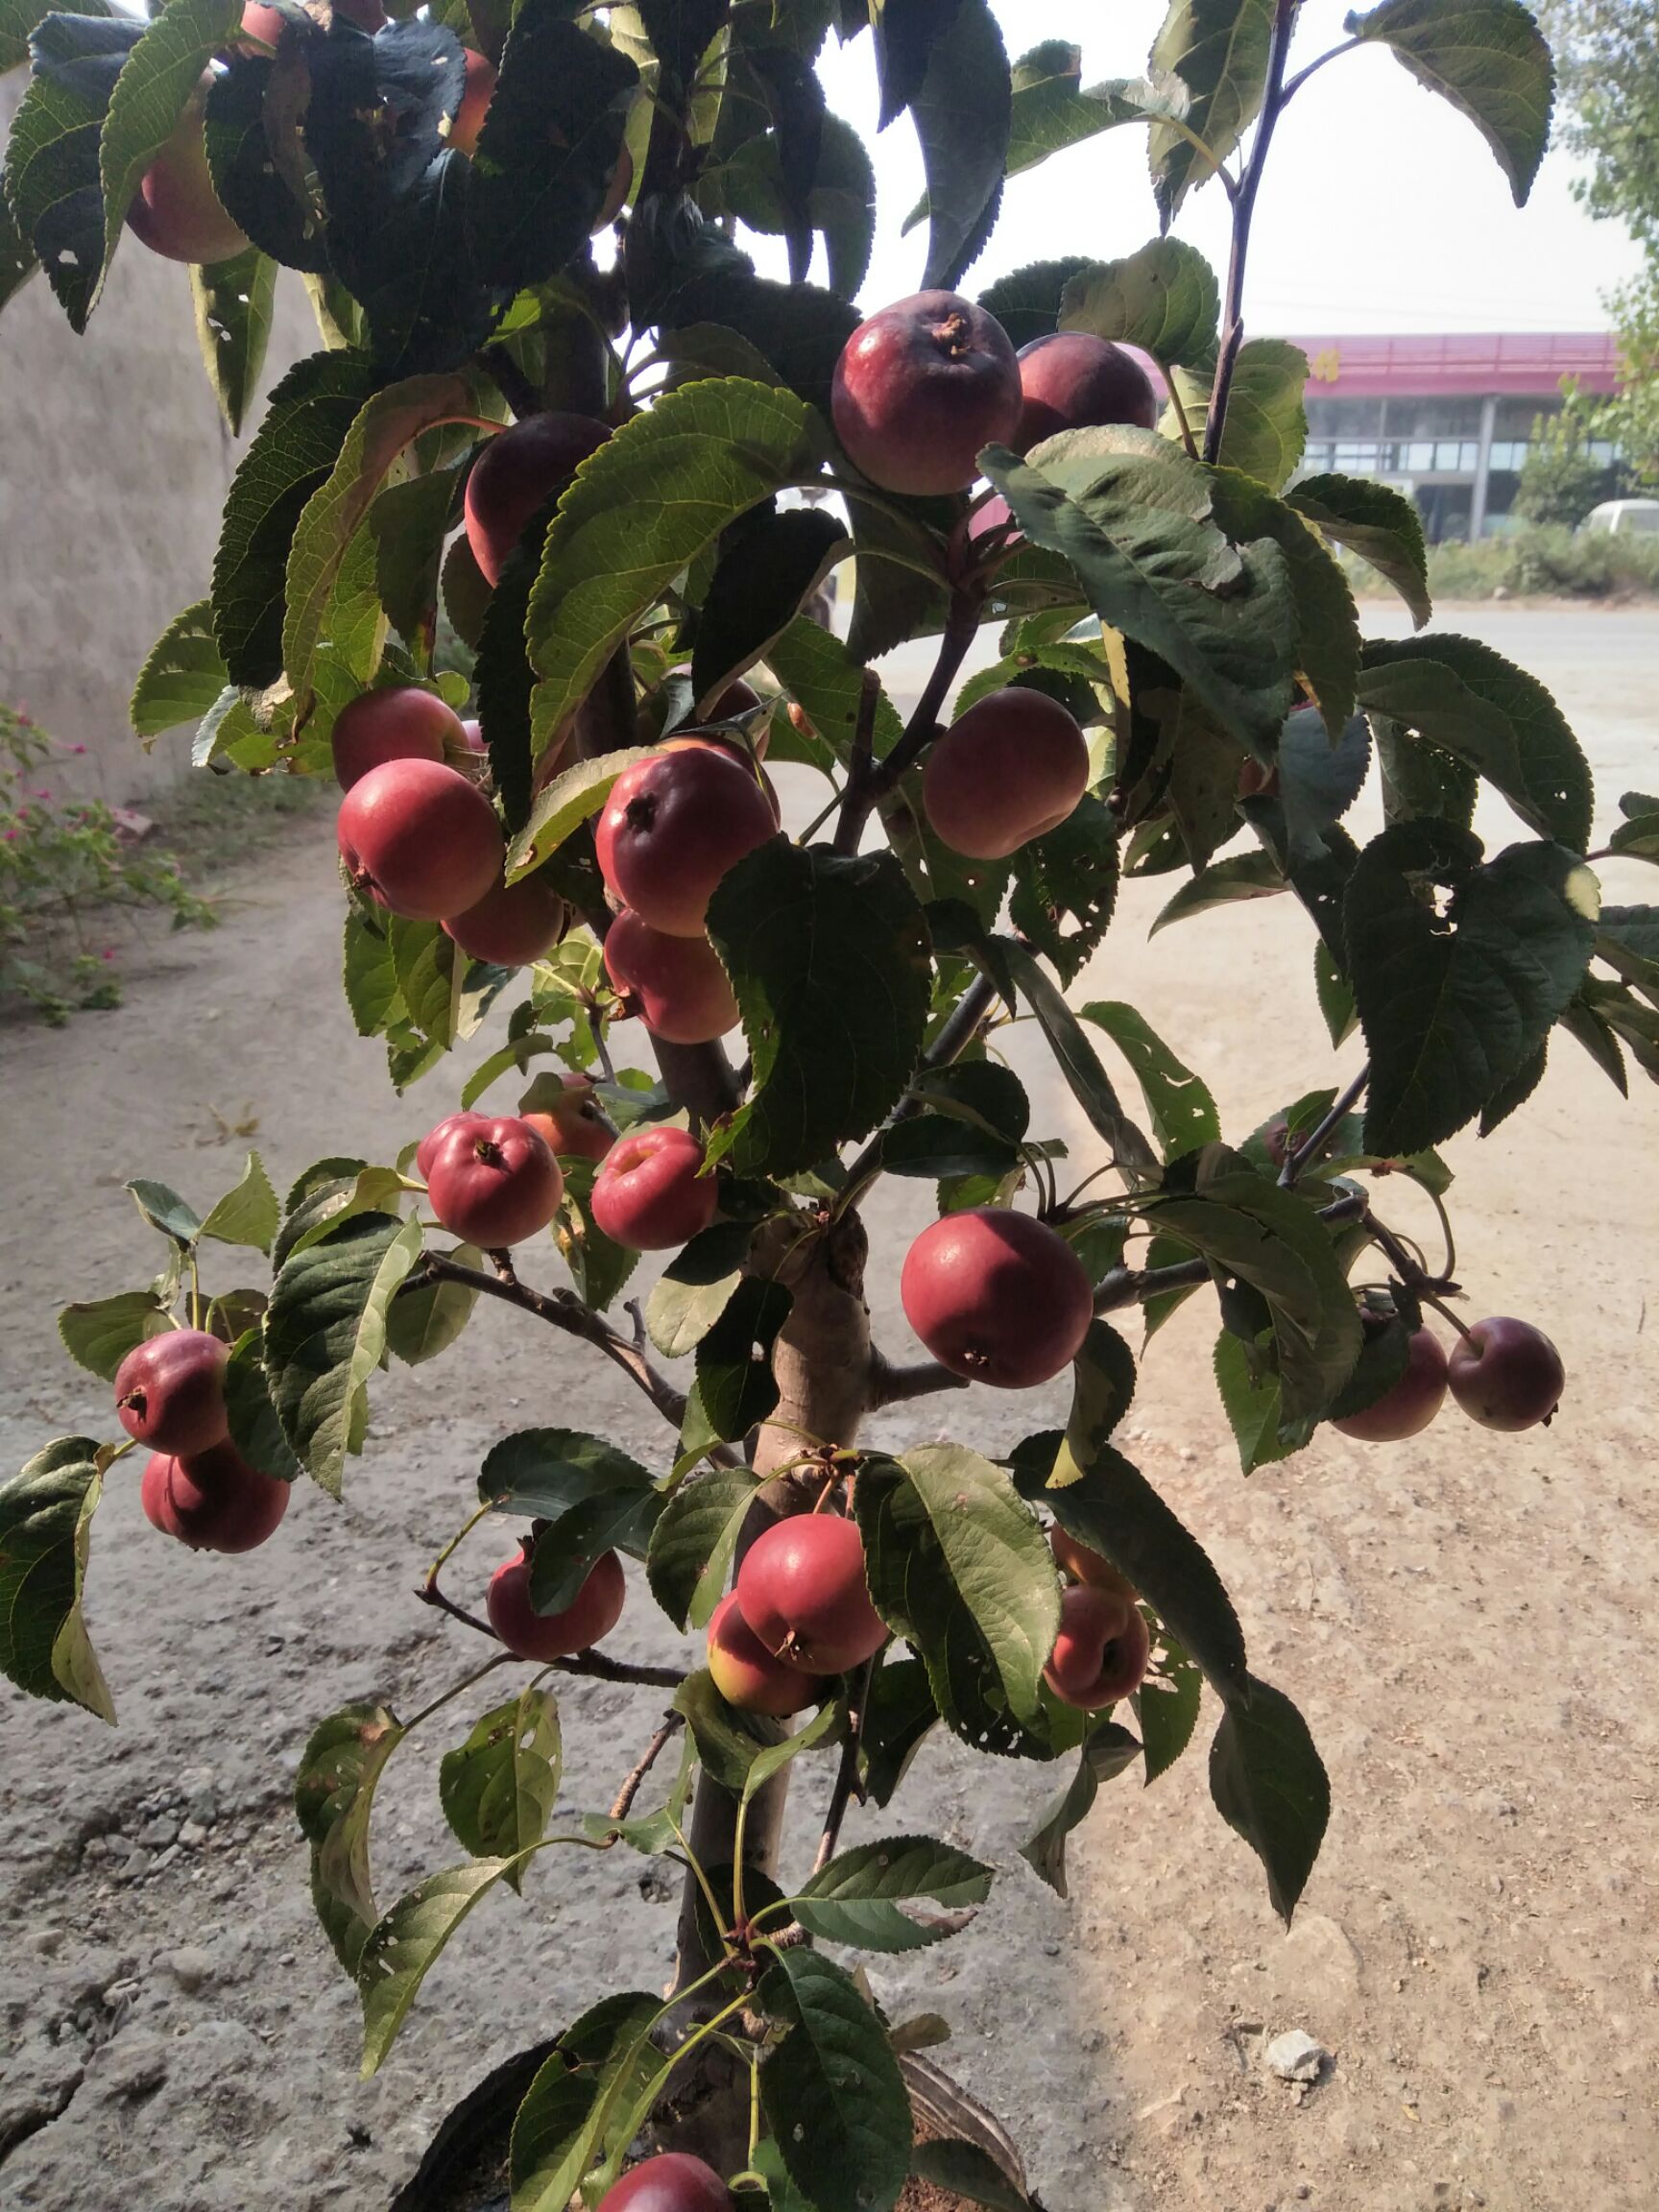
[423,1496,496,1589]
[187,1250,204,1332]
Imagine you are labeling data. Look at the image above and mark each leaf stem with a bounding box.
[1282,36,1361,103]
[1279,1064,1369,1187]
[398,1651,514,1736]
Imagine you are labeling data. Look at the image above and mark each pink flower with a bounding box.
[102,948,116,962]
[70,743,87,755]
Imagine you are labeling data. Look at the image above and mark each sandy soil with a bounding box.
[2,607,1656,2212]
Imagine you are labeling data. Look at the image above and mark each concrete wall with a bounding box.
[0,77,315,802]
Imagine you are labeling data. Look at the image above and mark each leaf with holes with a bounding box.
[793,1835,994,1953]
[1149,0,1275,222]
[4,12,144,330]
[1080,1001,1220,1161]
[758,1946,912,2212]
[294,1700,405,1976]
[509,1993,667,2212]
[96,0,242,308]
[189,245,275,437]
[356,1857,524,2075]
[440,1685,562,1890]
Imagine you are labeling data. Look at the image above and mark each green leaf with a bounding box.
[439,1684,562,1887]
[1346,0,1555,205]
[910,0,1008,291]
[199,1150,278,1254]
[643,1221,753,1358]
[96,0,241,307]
[57,1290,170,1381]
[223,1328,302,1481]
[1018,1719,1141,1897]
[1211,337,1309,492]
[4,12,143,330]
[997,940,1160,1187]
[690,507,850,713]
[1288,472,1431,629]
[765,613,905,762]
[982,432,1296,757]
[742,1696,845,1806]
[504,746,658,880]
[1137,1632,1203,1782]
[1345,824,1599,1155]
[1150,847,1286,934]
[1609,811,1659,864]
[211,348,377,687]
[371,467,458,667]
[1004,45,1189,183]
[264,1213,424,1497]
[480,1428,657,1521]
[384,1241,483,1364]
[673,1667,788,1793]
[527,1485,658,1613]
[1149,0,1275,223]
[131,599,228,738]
[126,1177,202,1247]
[526,376,825,759]
[1209,1671,1330,1922]
[1006,791,1119,986]
[276,1164,408,1264]
[0,1439,112,1721]
[910,2140,1035,2212]
[510,1994,666,2212]
[356,1857,520,2076]
[1212,1329,1308,1475]
[976,255,1094,349]
[189,244,275,437]
[7,0,116,73]
[1080,1000,1220,1160]
[282,373,491,706]
[695,1275,791,1442]
[793,1835,994,1953]
[1058,235,1220,375]
[758,1947,912,2212]
[1207,469,1359,739]
[646,1466,760,1631]
[706,842,930,1180]
[555,1157,639,1313]
[293,1700,404,1975]
[388,914,462,1047]
[856,1445,1061,1754]
[1356,634,1593,854]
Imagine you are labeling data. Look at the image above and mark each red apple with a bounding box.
[922,687,1090,858]
[461,717,488,755]
[114,1330,229,1456]
[125,75,251,266]
[594,745,777,938]
[144,1445,290,1554]
[487,1544,626,1660]
[1044,1583,1150,1710]
[595,2152,734,2212]
[463,413,611,587]
[604,910,739,1045]
[735,1514,887,1675]
[424,1115,563,1246]
[1048,1525,1136,1599]
[331,686,463,793]
[337,757,504,921]
[450,47,495,156]
[416,1110,488,1180]
[589,1126,716,1251]
[442,870,567,966]
[519,1072,615,1164]
[901,1210,1094,1388]
[1447,1316,1565,1431]
[1334,1328,1448,1442]
[706,1591,826,1717]
[1014,332,1159,450]
[830,292,1022,497]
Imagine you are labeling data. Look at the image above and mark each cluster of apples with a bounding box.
[1333,1314,1566,1442]
[122,2,631,269]
[112,1329,289,1552]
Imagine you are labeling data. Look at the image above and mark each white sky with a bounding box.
[780,0,1644,336]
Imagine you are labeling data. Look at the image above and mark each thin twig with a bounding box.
[831,591,982,856]
[1280,1065,1369,1188]
[830,670,883,856]
[608,1713,686,1822]
[414,1577,687,1686]
[868,1356,971,1407]
[813,1655,876,1874]
[834,972,1000,1221]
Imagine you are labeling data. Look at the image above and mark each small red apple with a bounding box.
[143,1445,290,1554]
[594,745,777,938]
[416,1111,488,1180]
[706,1591,826,1716]
[735,1515,887,1675]
[519,1073,615,1165]
[604,910,739,1045]
[424,1115,563,1246]
[487,1544,626,1660]
[449,47,495,156]
[1014,332,1159,450]
[442,870,567,967]
[830,292,1022,497]
[1048,1525,1136,1599]
[337,757,504,921]
[125,75,251,266]
[901,1210,1094,1388]
[922,687,1090,858]
[1447,1316,1565,1431]
[1333,1328,1448,1442]
[331,686,464,793]
[594,2152,734,2212]
[463,413,611,587]
[1043,1583,1150,1711]
[115,1330,229,1456]
[589,1126,716,1251]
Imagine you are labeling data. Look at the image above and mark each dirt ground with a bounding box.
[1,605,1656,2212]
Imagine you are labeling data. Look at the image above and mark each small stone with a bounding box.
[179,1820,210,1849]
[186,1789,218,1826]
[112,1849,153,1885]
[158,1947,216,1994]
[1265,2030,1329,2084]
[137,1815,180,1850]
[96,2034,169,2101]
[149,1844,181,1875]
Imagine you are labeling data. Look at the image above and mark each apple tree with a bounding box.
[4,1,1654,2206]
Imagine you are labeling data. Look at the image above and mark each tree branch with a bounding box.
[868,1355,970,1407]
[830,669,883,856]
[415,1575,688,1685]
[608,1713,686,1823]
[831,590,981,855]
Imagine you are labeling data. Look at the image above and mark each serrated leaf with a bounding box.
[480,1428,657,1521]
[705,842,929,1180]
[224,1327,302,1481]
[0,1440,112,1721]
[997,939,1160,1187]
[1346,824,1599,1154]
[856,1445,1060,1755]
[294,1700,404,1976]
[1136,1631,1202,1782]
[265,1212,423,1496]
[1006,792,1118,986]
[1080,1000,1220,1161]
[1058,234,1220,375]
[1212,1329,1308,1475]
[57,1289,170,1381]
[356,1857,519,2075]
[1209,1671,1330,1922]
[758,1947,911,2212]
[909,0,1007,291]
[1211,337,1309,492]
[385,1239,482,1364]
[130,598,228,738]
[1207,469,1359,738]
[189,243,275,436]
[1149,847,1286,933]
[4,13,144,330]
[765,613,904,763]
[199,1150,278,1254]
[555,1156,639,1313]
[695,1275,791,1441]
[643,1221,753,1359]
[527,1484,657,1613]
[794,1834,993,1952]
[910,2139,1035,2212]
[1288,472,1431,629]
[690,507,850,713]
[526,376,824,760]
[674,1666,788,1793]
[509,1993,666,2212]
[440,1684,561,1887]
[1018,1718,1140,1897]
[126,1176,202,1247]
[505,746,658,881]
[646,1466,759,1631]
[1149,0,1275,223]
[1347,0,1554,206]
